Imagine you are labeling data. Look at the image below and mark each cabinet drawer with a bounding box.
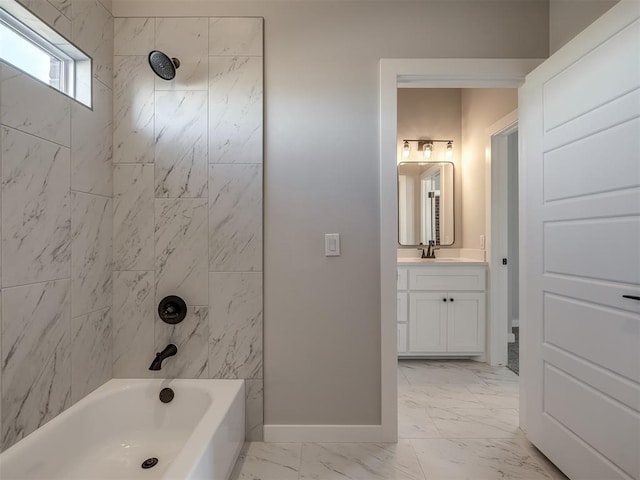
[397,268,408,290]
[409,266,485,291]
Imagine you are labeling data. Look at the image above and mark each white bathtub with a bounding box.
[0,379,245,480]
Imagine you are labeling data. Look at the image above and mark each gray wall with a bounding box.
[111,16,264,440]
[115,0,550,427]
[549,0,619,54]
[0,0,113,451]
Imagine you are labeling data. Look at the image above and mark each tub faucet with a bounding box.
[149,344,177,370]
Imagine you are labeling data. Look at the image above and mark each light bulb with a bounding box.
[423,142,432,159]
[402,141,410,158]
[446,141,453,158]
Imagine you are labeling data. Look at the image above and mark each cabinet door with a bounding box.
[409,293,448,353]
[447,292,485,353]
[397,323,408,354]
[397,292,407,323]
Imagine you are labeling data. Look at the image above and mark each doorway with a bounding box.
[379,58,542,442]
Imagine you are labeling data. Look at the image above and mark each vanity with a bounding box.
[396,159,486,357]
[397,258,486,357]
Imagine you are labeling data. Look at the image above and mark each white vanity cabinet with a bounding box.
[397,263,486,356]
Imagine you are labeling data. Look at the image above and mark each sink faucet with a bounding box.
[425,240,437,259]
[149,344,177,371]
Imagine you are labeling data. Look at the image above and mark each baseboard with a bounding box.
[512,318,519,327]
[263,424,388,442]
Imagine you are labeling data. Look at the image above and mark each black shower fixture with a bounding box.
[148,50,180,80]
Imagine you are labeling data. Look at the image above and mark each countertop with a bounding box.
[397,257,488,266]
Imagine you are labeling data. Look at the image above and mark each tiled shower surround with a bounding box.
[112,17,264,440]
[0,0,114,451]
[0,0,263,452]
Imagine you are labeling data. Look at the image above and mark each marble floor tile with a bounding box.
[474,368,520,386]
[467,384,520,409]
[428,407,520,439]
[230,442,301,480]
[398,405,441,439]
[411,438,551,479]
[400,361,483,385]
[400,385,484,410]
[397,367,411,388]
[513,434,570,480]
[299,442,425,480]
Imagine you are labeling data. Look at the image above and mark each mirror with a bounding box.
[398,162,454,246]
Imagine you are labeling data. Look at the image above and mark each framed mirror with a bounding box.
[398,161,454,246]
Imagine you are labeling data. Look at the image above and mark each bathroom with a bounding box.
[395,87,520,364]
[0,0,635,479]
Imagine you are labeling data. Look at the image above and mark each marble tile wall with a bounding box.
[0,0,113,452]
[113,17,264,440]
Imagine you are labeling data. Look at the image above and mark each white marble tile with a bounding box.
[1,280,71,450]
[155,198,208,305]
[1,126,71,287]
[71,307,112,403]
[71,192,112,317]
[209,272,262,379]
[17,0,71,37]
[71,77,112,196]
[112,271,155,378]
[467,383,520,409]
[154,306,208,378]
[209,18,263,56]
[411,438,551,479]
[245,379,263,441]
[113,56,155,163]
[209,164,262,272]
[48,0,72,19]
[399,360,483,385]
[209,56,263,164]
[474,367,520,386]
[72,0,113,88]
[400,385,484,410]
[155,91,207,198]
[230,442,301,480]
[113,164,154,270]
[1,65,71,147]
[299,442,425,480]
[96,0,111,14]
[398,405,441,439]
[428,407,520,439]
[114,18,154,55]
[155,18,208,91]
[513,433,570,480]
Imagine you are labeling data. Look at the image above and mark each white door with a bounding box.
[409,293,447,353]
[520,2,640,479]
[447,292,485,353]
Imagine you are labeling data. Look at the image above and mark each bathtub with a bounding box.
[0,379,245,480]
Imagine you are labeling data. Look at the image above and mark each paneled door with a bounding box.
[520,2,640,479]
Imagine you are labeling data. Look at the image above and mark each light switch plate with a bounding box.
[325,233,340,256]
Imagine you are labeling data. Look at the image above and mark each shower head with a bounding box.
[148,50,180,80]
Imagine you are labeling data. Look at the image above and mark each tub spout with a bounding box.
[149,344,177,370]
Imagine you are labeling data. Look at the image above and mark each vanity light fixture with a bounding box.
[402,140,411,158]
[446,141,453,158]
[402,139,453,160]
[422,141,433,159]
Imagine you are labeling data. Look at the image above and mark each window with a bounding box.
[0,1,92,107]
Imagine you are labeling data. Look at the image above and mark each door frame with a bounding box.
[486,110,518,367]
[379,58,542,441]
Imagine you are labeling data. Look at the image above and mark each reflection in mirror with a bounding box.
[398,162,454,246]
